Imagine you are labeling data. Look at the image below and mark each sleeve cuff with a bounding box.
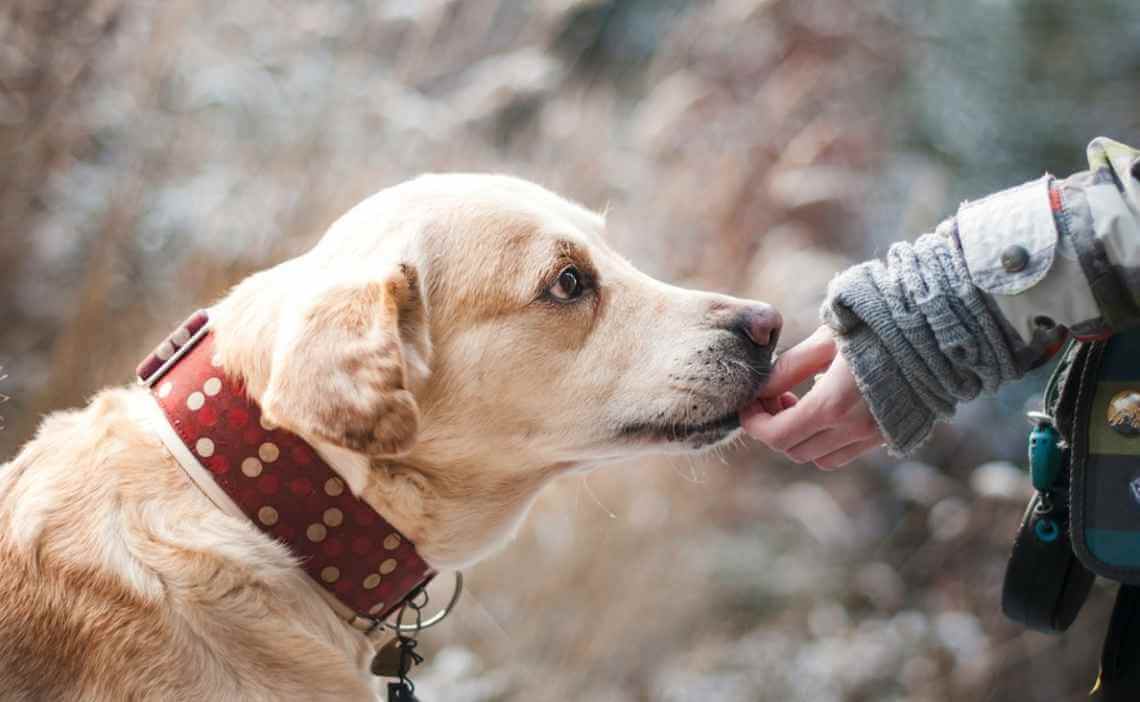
[832,323,937,456]
[822,262,945,456]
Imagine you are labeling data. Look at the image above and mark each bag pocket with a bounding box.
[1071,330,1140,583]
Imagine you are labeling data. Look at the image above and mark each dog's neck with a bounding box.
[313,428,566,569]
[139,314,436,628]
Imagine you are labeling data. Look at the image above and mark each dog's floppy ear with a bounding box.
[260,264,429,457]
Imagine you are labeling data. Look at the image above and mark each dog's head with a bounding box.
[214,174,779,566]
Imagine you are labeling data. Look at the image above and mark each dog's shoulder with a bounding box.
[0,388,181,697]
[0,387,377,700]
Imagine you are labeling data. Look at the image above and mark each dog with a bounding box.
[0,174,780,700]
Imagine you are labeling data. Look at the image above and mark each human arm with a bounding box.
[743,138,1140,463]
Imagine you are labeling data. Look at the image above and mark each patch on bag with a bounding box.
[1108,390,1140,437]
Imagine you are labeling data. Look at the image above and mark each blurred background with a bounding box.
[2,0,1139,699]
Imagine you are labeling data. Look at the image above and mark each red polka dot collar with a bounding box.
[137,310,435,631]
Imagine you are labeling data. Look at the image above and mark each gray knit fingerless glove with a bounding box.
[820,220,1026,454]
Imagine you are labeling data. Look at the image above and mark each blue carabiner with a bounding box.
[1028,422,1062,493]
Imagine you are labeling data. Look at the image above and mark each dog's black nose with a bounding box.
[733,303,782,349]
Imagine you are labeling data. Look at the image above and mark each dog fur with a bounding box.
[0,175,778,700]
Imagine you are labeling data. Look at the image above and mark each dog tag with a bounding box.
[387,681,420,702]
[371,638,405,678]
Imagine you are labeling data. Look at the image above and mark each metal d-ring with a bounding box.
[384,572,463,633]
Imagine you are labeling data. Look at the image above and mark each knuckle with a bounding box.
[816,453,846,470]
[769,435,796,452]
[784,447,810,463]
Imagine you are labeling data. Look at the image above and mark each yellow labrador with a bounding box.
[0,174,780,700]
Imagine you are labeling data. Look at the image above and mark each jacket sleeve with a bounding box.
[821,138,1140,455]
[961,137,1140,343]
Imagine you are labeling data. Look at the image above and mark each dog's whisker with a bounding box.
[581,474,617,520]
[670,453,707,485]
[728,356,767,381]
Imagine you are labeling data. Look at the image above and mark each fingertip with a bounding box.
[780,392,798,410]
[739,409,768,438]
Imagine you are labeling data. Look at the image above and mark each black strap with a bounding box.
[1094,585,1140,700]
[1001,488,1093,633]
[1052,339,1092,445]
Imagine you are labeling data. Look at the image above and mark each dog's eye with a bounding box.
[549,265,584,301]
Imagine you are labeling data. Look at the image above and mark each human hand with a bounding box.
[740,325,885,469]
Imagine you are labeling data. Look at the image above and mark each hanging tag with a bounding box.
[388,681,420,702]
[371,638,405,678]
[381,587,431,699]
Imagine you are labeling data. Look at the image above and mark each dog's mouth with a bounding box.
[614,344,772,451]
[618,410,743,448]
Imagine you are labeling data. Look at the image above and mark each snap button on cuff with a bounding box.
[1001,245,1030,273]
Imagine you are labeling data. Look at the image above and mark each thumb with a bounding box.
[759,325,837,397]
